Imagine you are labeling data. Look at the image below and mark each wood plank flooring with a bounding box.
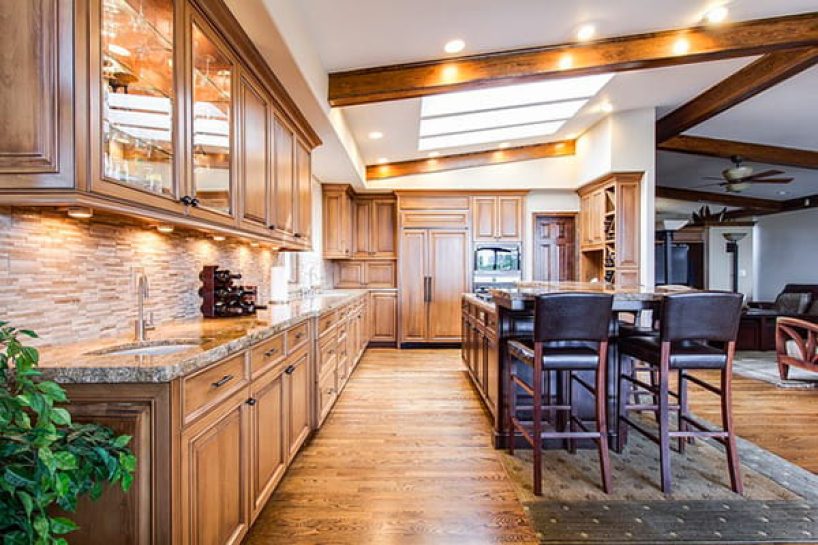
[244,348,537,545]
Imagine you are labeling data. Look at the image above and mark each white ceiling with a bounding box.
[686,65,818,150]
[657,151,818,200]
[343,58,756,164]
[295,0,818,72]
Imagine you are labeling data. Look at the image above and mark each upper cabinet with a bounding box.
[324,186,396,260]
[471,195,523,241]
[0,0,320,249]
[322,185,353,258]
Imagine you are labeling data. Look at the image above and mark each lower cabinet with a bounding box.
[461,298,500,418]
[250,365,286,520]
[286,348,311,458]
[180,388,251,545]
[370,290,397,343]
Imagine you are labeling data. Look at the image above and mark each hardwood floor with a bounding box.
[244,348,537,545]
[689,369,818,474]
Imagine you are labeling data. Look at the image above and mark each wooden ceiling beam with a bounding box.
[655,186,783,210]
[726,193,818,219]
[366,140,575,180]
[328,12,818,106]
[656,47,818,142]
[658,135,818,170]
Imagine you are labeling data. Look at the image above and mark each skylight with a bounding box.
[418,73,613,151]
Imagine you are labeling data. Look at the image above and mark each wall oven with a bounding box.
[473,242,522,293]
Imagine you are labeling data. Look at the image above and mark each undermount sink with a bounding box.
[87,340,202,357]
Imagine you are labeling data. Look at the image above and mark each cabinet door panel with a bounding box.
[497,197,522,241]
[370,292,397,343]
[399,230,428,342]
[0,0,74,188]
[428,231,468,341]
[353,200,372,256]
[472,197,497,241]
[181,392,249,545]
[273,117,294,234]
[295,140,312,243]
[239,76,269,229]
[251,368,285,519]
[371,199,396,257]
[287,350,311,458]
[334,261,365,288]
[365,261,396,288]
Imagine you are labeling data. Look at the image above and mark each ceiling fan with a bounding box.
[696,155,793,193]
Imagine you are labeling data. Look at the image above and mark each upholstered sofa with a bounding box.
[737,284,818,351]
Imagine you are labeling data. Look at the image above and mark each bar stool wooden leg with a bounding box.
[678,369,688,454]
[533,344,544,496]
[722,343,744,495]
[659,343,672,495]
[566,371,577,454]
[506,350,515,455]
[596,342,612,493]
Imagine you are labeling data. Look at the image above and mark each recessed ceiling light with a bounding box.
[156,224,174,234]
[428,151,440,158]
[599,102,613,114]
[558,54,573,70]
[444,39,465,54]
[704,5,729,24]
[377,157,389,164]
[368,131,383,140]
[498,142,510,149]
[66,207,93,219]
[576,24,596,42]
[212,235,226,242]
[672,37,691,55]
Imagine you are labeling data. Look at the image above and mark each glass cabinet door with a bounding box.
[101,0,175,197]
[191,21,233,215]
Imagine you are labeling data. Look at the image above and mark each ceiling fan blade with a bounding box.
[701,176,725,181]
[692,182,726,188]
[747,169,785,179]
[748,178,793,184]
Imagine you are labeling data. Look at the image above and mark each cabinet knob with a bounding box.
[190,198,200,208]
[264,347,279,357]
[294,233,302,238]
[180,195,194,206]
[246,398,257,406]
[285,365,296,375]
[268,224,277,230]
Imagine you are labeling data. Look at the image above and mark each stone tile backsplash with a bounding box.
[0,207,321,347]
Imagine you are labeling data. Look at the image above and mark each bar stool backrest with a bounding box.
[533,293,614,343]
[660,291,744,343]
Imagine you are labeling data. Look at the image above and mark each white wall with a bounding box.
[707,225,754,298]
[753,207,818,301]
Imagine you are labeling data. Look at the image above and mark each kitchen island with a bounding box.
[35,290,370,545]
[463,282,688,449]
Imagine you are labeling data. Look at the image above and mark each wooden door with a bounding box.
[399,230,428,342]
[371,199,396,256]
[353,199,372,257]
[286,349,311,459]
[370,291,397,343]
[497,197,523,241]
[472,197,497,241]
[294,140,312,244]
[249,366,285,520]
[238,74,269,232]
[428,230,469,342]
[272,116,294,235]
[0,0,74,189]
[181,390,250,545]
[533,215,576,281]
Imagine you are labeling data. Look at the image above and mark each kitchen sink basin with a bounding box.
[87,340,202,357]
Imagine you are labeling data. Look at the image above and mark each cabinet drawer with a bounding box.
[318,336,337,376]
[319,311,338,334]
[286,322,309,354]
[400,210,469,229]
[249,333,285,378]
[183,352,248,422]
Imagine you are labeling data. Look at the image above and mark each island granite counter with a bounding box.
[34,289,370,545]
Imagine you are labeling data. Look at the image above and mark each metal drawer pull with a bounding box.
[264,347,279,357]
[285,365,296,375]
[211,374,234,388]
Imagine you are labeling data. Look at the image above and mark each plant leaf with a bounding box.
[49,517,78,535]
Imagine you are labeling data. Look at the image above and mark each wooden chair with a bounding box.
[776,317,818,380]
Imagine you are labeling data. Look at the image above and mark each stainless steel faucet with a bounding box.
[134,272,155,342]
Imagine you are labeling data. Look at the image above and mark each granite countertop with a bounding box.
[491,281,694,310]
[37,290,368,384]
[462,293,497,314]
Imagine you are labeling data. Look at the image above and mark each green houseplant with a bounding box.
[0,322,136,545]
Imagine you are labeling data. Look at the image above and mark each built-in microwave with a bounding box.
[473,243,522,275]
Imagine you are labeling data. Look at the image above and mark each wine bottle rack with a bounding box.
[199,265,262,318]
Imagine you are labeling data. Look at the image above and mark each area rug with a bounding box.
[499,423,818,544]
[734,351,818,390]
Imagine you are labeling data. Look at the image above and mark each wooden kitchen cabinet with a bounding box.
[286,348,311,458]
[180,387,251,545]
[370,291,397,343]
[334,260,396,288]
[249,364,286,520]
[352,197,396,257]
[0,0,318,249]
[471,195,523,241]
[322,185,353,258]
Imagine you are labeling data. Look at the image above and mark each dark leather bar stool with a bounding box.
[618,291,744,495]
[505,293,614,495]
